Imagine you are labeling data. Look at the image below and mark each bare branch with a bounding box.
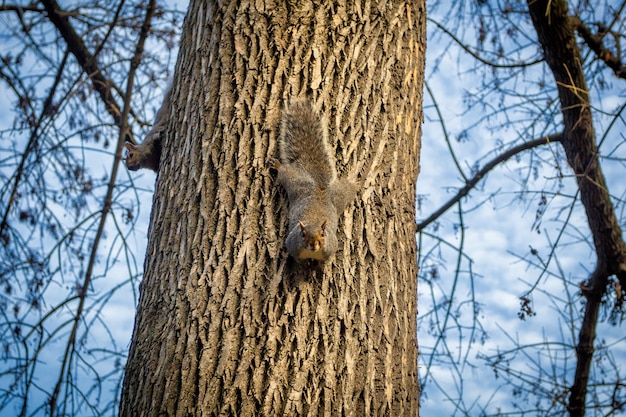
[0,50,69,238]
[47,1,158,415]
[40,0,123,124]
[0,4,45,13]
[417,133,563,232]
[428,17,543,69]
[571,16,626,79]
[528,1,626,415]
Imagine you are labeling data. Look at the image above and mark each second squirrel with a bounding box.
[125,83,172,172]
[275,100,356,263]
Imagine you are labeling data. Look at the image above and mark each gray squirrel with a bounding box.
[124,84,172,172]
[274,100,357,263]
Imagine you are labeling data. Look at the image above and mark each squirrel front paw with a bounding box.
[269,158,282,170]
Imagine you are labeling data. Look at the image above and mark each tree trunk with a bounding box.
[119,0,425,415]
[527,1,626,416]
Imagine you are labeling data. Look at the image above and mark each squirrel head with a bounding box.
[299,220,326,251]
[124,142,140,171]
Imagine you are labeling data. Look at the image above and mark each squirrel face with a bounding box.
[299,220,326,251]
[124,143,141,171]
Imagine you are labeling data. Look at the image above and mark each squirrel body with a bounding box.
[125,84,172,172]
[275,100,356,263]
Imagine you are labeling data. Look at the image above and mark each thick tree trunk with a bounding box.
[119,0,425,415]
[528,1,626,416]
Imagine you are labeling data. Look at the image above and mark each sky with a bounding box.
[1,0,625,416]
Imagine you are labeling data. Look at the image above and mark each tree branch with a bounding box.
[528,1,626,415]
[0,4,45,13]
[0,50,69,240]
[40,0,122,124]
[417,134,563,232]
[571,16,626,80]
[47,1,157,415]
[428,17,543,69]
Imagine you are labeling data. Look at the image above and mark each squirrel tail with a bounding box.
[279,100,336,186]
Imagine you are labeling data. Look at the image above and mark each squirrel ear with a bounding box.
[299,221,306,230]
[125,142,137,150]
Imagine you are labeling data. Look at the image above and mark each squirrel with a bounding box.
[274,100,357,263]
[124,83,172,172]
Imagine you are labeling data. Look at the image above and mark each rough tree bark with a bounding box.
[528,1,626,416]
[119,0,425,415]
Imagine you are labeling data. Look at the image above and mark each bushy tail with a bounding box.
[279,100,336,186]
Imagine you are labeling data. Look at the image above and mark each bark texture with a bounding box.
[528,1,626,416]
[120,0,425,416]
